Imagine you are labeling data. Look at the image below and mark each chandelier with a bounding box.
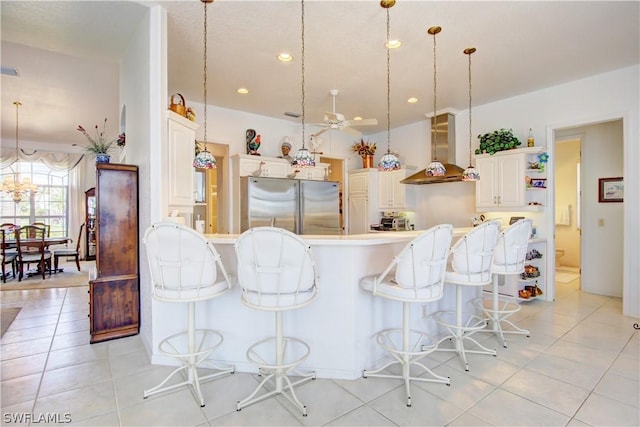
[425,26,446,177]
[378,0,401,172]
[291,0,316,168]
[192,0,216,169]
[1,101,38,203]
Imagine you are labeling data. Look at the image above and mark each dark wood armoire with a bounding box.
[89,163,139,343]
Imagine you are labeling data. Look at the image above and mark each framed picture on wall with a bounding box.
[598,177,623,203]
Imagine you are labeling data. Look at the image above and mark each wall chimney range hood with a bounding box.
[401,113,468,185]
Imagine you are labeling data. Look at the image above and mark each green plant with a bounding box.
[475,128,521,155]
[77,118,115,154]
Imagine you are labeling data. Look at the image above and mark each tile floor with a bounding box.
[1,275,638,426]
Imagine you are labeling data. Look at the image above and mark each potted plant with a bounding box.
[352,139,376,168]
[77,118,115,163]
[475,128,521,155]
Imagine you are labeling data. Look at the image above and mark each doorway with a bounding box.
[553,138,582,286]
[553,120,624,298]
[200,141,229,234]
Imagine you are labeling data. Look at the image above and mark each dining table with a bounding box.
[3,236,72,276]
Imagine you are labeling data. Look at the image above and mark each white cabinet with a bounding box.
[293,163,329,181]
[378,167,416,210]
[233,154,290,178]
[167,111,199,208]
[475,147,545,211]
[347,169,379,234]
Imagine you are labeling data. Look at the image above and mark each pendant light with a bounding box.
[378,0,401,172]
[193,0,216,169]
[291,0,315,168]
[425,26,446,177]
[1,101,38,203]
[462,47,480,181]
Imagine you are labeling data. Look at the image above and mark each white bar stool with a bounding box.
[234,227,318,416]
[433,221,501,371]
[143,222,235,407]
[360,224,454,407]
[474,218,532,347]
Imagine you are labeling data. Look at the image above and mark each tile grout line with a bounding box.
[28,287,67,425]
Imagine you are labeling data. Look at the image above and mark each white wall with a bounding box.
[467,66,639,316]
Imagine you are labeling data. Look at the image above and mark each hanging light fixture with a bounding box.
[291,0,315,168]
[193,0,216,170]
[1,101,38,203]
[425,26,446,177]
[378,0,401,172]
[462,47,480,182]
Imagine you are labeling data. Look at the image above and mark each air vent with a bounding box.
[1,66,19,77]
[284,111,301,118]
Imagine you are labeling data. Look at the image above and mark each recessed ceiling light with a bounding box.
[385,39,402,49]
[353,116,363,121]
[407,97,418,103]
[237,88,249,94]
[277,53,293,62]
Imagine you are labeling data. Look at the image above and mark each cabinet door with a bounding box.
[261,160,290,178]
[348,195,369,234]
[475,156,499,208]
[349,171,370,196]
[378,172,394,208]
[167,115,197,206]
[497,155,525,207]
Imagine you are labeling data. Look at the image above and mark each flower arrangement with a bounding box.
[352,139,376,156]
[77,118,116,154]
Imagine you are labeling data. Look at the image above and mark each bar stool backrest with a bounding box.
[450,221,501,284]
[493,219,532,274]
[372,224,453,302]
[143,222,232,303]
[235,227,317,311]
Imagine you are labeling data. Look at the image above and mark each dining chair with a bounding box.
[1,227,18,283]
[53,223,84,272]
[15,225,52,280]
[32,222,51,237]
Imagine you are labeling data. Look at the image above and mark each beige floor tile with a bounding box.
[39,359,112,398]
[1,352,47,381]
[119,390,209,426]
[593,371,639,408]
[33,381,117,424]
[46,343,109,371]
[574,392,640,426]
[326,405,394,426]
[1,372,41,407]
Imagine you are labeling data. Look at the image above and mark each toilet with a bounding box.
[555,248,565,267]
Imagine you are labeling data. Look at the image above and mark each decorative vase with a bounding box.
[362,154,373,168]
[96,154,111,164]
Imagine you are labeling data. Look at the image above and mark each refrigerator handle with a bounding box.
[271,217,276,227]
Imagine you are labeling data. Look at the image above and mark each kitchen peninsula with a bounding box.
[148,229,495,380]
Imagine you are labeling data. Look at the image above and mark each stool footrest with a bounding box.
[158,329,225,360]
[473,296,530,348]
[246,336,311,370]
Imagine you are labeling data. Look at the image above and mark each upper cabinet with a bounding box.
[167,111,199,208]
[475,147,546,211]
[378,167,416,210]
[233,154,290,178]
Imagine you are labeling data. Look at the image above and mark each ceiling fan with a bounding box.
[310,89,378,137]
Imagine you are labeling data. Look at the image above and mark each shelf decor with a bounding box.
[475,128,521,155]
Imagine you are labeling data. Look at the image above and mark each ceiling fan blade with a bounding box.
[312,127,330,137]
[342,126,362,137]
[351,118,378,126]
[324,112,339,122]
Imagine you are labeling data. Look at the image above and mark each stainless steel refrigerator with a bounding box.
[240,176,341,235]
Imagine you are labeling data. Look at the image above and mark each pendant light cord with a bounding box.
[432,29,438,161]
[300,0,306,149]
[386,8,391,155]
[202,0,209,145]
[467,49,472,164]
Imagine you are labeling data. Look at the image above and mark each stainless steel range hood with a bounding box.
[401,113,468,185]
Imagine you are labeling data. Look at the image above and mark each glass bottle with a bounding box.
[527,128,535,147]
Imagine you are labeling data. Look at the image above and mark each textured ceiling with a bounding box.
[1,0,639,148]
